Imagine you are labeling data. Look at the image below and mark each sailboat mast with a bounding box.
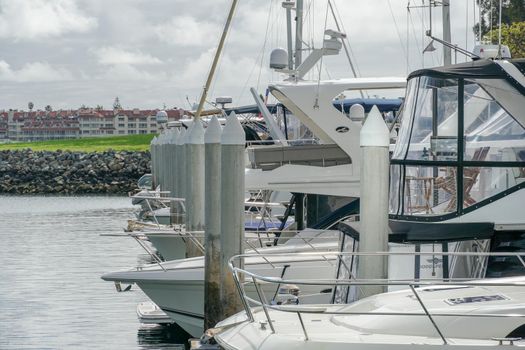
[295,0,304,68]
[194,0,239,119]
[442,0,452,65]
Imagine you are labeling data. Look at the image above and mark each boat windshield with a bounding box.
[390,75,525,219]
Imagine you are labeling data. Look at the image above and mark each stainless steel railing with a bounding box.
[228,251,525,344]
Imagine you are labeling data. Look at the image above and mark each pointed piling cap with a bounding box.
[157,133,165,145]
[177,128,186,145]
[151,136,158,145]
[164,129,172,144]
[183,123,194,144]
[161,131,170,145]
[205,116,222,144]
[170,128,179,144]
[360,105,390,147]
[221,112,245,145]
[188,119,205,144]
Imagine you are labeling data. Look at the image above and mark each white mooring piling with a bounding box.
[162,130,173,193]
[176,128,187,224]
[168,129,180,224]
[203,116,223,329]
[185,121,205,258]
[357,105,390,299]
[220,112,245,318]
[155,134,162,189]
[158,131,167,191]
[164,130,173,194]
[150,136,158,188]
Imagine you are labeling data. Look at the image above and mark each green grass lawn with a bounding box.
[0,134,156,152]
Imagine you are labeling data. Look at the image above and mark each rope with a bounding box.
[256,0,275,91]
[331,0,362,77]
[466,0,469,58]
[387,0,410,69]
[408,7,425,67]
[407,2,410,75]
[237,0,278,103]
[313,2,330,109]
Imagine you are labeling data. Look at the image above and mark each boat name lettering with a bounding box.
[445,294,508,305]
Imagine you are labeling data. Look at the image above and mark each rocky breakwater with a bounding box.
[0,149,150,194]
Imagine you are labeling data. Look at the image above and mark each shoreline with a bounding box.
[0,149,150,195]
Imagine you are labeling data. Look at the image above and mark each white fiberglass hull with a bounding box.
[216,277,525,350]
[144,232,188,261]
[102,242,339,337]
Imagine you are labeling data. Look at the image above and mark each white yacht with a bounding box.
[215,263,525,349]
[102,229,341,337]
[102,73,408,336]
[103,4,408,336]
[212,57,525,349]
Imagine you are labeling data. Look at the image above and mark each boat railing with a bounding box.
[129,192,186,228]
[243,231,340,268]
[168,229,339,270]
[101,232,167,271]
[245,138,319,147]
[228,251,525,344]
[120,228,338,270]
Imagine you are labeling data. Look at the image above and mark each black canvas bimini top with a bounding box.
[407,59,525,96]
[408,59,525,80]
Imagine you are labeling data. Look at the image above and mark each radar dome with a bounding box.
[270,48,288,69]
[156,110,168,124]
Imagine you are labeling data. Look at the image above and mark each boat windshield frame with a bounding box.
[390,72,525,222]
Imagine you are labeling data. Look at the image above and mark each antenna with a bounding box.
[295,0,304,67]
[497,0,503,59]
[442,0,451,66]
[478,0,482,43]
[429,0,432,36]
[327,0,364,98]
[282,1,295,70]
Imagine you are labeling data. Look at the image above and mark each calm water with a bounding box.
[0,196,187,350]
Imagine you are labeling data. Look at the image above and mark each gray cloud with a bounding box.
[0,0,97,40]
[0,0,478,110]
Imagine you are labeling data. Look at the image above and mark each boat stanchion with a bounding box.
[204,116,223,329]
[186,121,205,257]
[220,112,246,318]
[357,105,390,298]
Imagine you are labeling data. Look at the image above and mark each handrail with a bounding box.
[132,235,166,272]
[228,250,525,344]
[130,194,185,202]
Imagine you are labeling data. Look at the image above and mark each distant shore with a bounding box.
[0,149,150,194]
[0,134,155,152]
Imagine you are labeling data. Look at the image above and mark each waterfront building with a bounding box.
[0,107,185,141]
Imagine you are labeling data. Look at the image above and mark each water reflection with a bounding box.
[137,324,190,349]
[0,196,187,349]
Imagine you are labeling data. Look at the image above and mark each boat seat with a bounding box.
[435,146,490,211]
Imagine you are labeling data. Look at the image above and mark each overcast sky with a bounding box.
[0,0,478,111]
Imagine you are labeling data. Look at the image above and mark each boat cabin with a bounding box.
[389,59,525,222]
